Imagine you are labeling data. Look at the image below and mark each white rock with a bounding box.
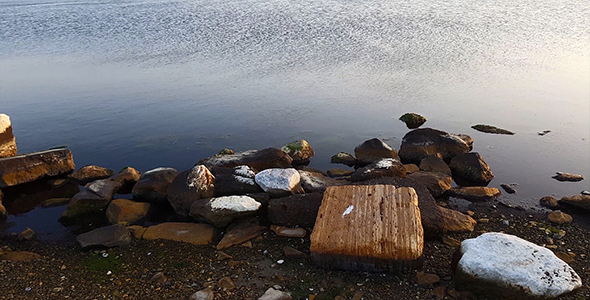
[258,287,292,300]
[457,232,582,298]
[190,288,214,300]
[187,165,215,191]
[233,165,257,186]
[255,168,301,196]
[209,195,261,212]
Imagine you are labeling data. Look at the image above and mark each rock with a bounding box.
[330,152,356,167]
[283,246,307,258]
[310,185,424,271]
[582,190,590,195]
[132,167,178,204]
[419,154,451,175]
[471,124,515,135]
[354,138,398,166]
[113,167,141,194]
[455,232,582,299]
[281,140,314,165]
[189,195,262,228]
[0,189,6,218]
[552,172,584,182]
[106,199,151,226]
[216,221,266,250]
[59,190,110,226]
[68,165,113,185]
[539,196,559,210]
[538,130,551,136]
[17,228,35,241]
[403,164,419,174]
[76,224,131,248]
[500,183,517,194]
[255,168,302,197]
[270,225,307,237]
[350,158,406,182]
[267,193,324,229]
[1,251,41,262]
[431,286,446,300]
[151,272,167,284]
[415,272,440,286]
[199,148,293,171]
[449,152,494,184]
[445,187,501,201]
[298,170,344,193]
[547,211,573,224]
[406,171,452,197]
[398,128,470,164]
[0,148,75,188]
[85,179,122,199]
[217,277,235,290]
[555,252,574,264]
[399,113,427,129]
[126,225,147,239]
[142,222,215,245]
[210,165,262,197]
[190,288,214,300]
[41,197,71,208]
[558,194,590,211]
[166,166,214,216]
[326,168,354,178]
[0,114,17,158]
[258,287,292,300]
[4,179,79,215]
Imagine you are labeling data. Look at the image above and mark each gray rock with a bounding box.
[449,152,494,184]
[166,166,214,216]
[298,170,344,193]
[132,167,178,204]
[330,152,356,167]
[406,171,452,197]
[500,183,517,194]
[210,165,262,197]
[258,287,292,300]
[354,138,398,166]
[85,179,122,199]
[350,158,406,182]
[398,128,470,164]
[281,140,314,165]
[0,148,75,188]
[199,148,293,171]
[255,168,302,197]
[77,224,131,248]
[190,288,214,300]
[0,114,17,158]
[419,154,451,175]
[68,165,114,185]
[190,195,261,228]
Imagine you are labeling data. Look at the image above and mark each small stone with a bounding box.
[555,252,574,264]
[552,172,584,182]
[500,183,517,194]
[502,220,510,226]
[270,225,307,238]
[151,272,167,284]
[471,124,514,135]
[399,113,427,129]
[538,130,551,136]
[442,236,461,248]
[17,227,35,241]
[283,246,307,259]
[217,277,235,290]
[539,196,559,210]
[431,286,446,299]
[416,272,440,286]
[330,152,356,167]
[277,259,284,264]
[547,211,573,224]
[582,190,590,195]
[190,288,214,300]
[217,251,233,261]
[258,287,292,300]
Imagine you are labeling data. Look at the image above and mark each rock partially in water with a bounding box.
[142,222,215,245]
[399,113,427,129]
[298,170,344,193]
[0,148,75,188]
[538,130,551,136]
[330,152,356,167]
[398,128,470,164]
[68,165,113,185]
[471,124,515,135]
[85,179,122,200]
[113,167,141,194]
[449,152,494,184]
[445,187,501,202]
[59,190,110,226]
[552,172,584,182]
[407,171,452,197]
[558,194,590,211]
[189,195,261,228]
[167,166,215,216]
[77,224,131,248]
[354,138,398,167]
[500,183,517,194]
[255,168,302,197]
[455,232,582,299]
[0,114,17,158]
[281,140,314,165]
[132,167,178,204]
[539,196,559,210]
[2,179,79,214]
[200,148,293,171]
[106,199,151,226]
[419,153,451,175]
[350,158,406,182]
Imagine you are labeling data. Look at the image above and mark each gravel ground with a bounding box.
[1,203,589,300]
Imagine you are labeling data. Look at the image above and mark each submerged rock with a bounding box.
[471,124,515,135]
[199,148,293,171]
[254,168,302,197]
[132,167,178,204]
[350,158,406,182]
[330,152,356,167]
[539,196,559,210]
[68,165,113,185]
[59,190,110,226]
[167,166,215,216]
[449,152,494,184]
[552,172,584,182]
[0,190,6,218]
[398,128,470,164]
[326,168,354,178]
[399,113,427,129]
[281,140,314,165]
[0,114,17,158]
[354,138,398,166]
[0,148,75,188]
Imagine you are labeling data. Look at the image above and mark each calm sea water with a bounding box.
[1,0,589,238]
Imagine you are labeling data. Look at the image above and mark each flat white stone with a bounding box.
[0,114,10,133]
[458,232,582,298]
[209,195,261,212]
[255,168,300,194]
[234,165,256,178]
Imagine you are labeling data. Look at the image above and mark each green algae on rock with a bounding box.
[471,124,515,135]
[399,113,427,129]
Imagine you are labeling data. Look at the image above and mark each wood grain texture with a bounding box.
[310,185,424,271]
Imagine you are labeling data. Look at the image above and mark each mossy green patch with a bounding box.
[82,253,122,273]
[399,113,427,129]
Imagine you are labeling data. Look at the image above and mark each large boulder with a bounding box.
[59,190,110,226]
[0,148,75,188]
[142,222,215,245]
[68,165,113,185]
[398,128,470,164]
[113,167,141,194]
[406,171,452,197]
[210,165,262,197]
[267,193,324,229]
[106,199,151,226]
[85,179,122,199]
[77,224,131,248]
[189,195,262,228]
[350,158,406,182]
[449,152,494,184]
[281,140,314,165]
[132,167,178,204]
[419,154,451,175]
[0,114,17,158]
[166,166,214,216]
[254,168,302,197]
[558,194,590,211]
[354,138,398,166]
[199,148,293,171]
[298,170,344,193]
[455,232,582,299]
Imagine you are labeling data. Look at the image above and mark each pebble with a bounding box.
[502,220,510,226]
[582,190,590,195]
[277,259,284,265]
[25,287,32,292]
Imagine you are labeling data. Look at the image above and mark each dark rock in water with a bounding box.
[267,193,324,229]
[327,168,354,178]
[449,152,494,184]
[0,148,75,188]
[398,128,470,164]
[419,153,451,175]
[552,172,584,182]
[0,178,79,214]
[471,124,515,135]
[85,179,122,200]
[538,130,551,136]
[217,148,234,155]
[77,224,131,248]
[281,140,314,165]
[298,170,344,193]
[455,134,474,150]
[350,158,406,182]
[330,152,356,167]
[558,194,590,211]
[210,165,262,197]
[59,190,110,226]
[500,183,517,194]
[132,167,178,204]
[166,166,214,216]
[399,113,427,129]
[539,196,559,210]
[68,165,114,185]
[113,167,141,194]
[354,138,398,167]
[407,171,452,197]
[199,148,293,171]
[445,187,501,202]
[0,114,17,158]
[189,195,261,228]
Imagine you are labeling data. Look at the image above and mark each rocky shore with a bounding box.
[0,113,588,300]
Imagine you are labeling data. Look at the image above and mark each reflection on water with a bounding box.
[0,0,589,236]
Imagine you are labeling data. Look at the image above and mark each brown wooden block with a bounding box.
[310,185,424,271]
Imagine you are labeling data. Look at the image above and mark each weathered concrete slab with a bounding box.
[0,149,75,188]
[310,185,424,272]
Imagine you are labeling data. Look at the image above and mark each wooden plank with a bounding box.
[310,185,423,271]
